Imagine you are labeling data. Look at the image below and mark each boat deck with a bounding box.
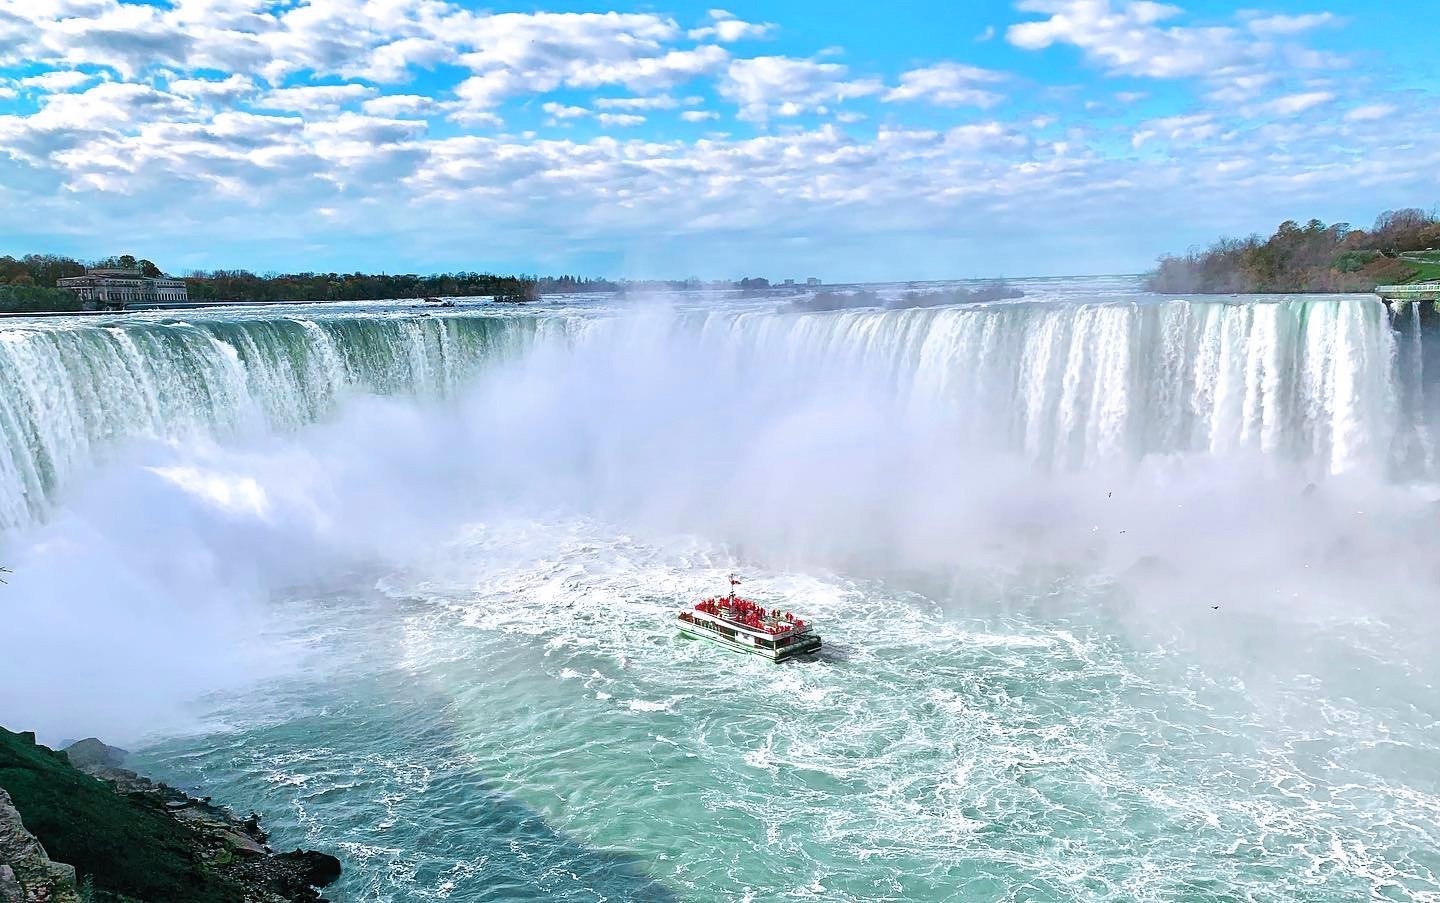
[678,610,821,661]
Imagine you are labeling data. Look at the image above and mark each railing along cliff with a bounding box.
[1376,282,1440,301]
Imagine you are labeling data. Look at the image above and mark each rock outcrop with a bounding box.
[57,739,127,773]
[0,727,340,902]
[0,786,79,903]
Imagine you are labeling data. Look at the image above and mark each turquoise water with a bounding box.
[5,283,1440,900]
[132,517,1440,901]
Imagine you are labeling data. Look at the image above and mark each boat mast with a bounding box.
[728,572,740,604]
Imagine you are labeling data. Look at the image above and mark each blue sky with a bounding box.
[0,0,1435,281]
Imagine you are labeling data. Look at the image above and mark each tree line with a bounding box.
[1146,208,1440,294]
[0,252,544,309]
[183,269,538,303]
[0,254,88,312]
[1,251,827,313]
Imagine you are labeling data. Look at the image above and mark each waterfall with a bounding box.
[0,296,1411,533]
[0,313,547,530]
[657,297,1397,475]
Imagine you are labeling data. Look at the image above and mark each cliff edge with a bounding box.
[0,727,339,902]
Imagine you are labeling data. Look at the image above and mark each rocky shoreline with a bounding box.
[1,728,339,902]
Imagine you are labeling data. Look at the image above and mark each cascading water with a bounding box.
[0,293,1411,533]
[681,297,1397,473]
[3,283,1439,902]
[0,311,551,530]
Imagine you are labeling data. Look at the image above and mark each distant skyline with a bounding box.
[1,0,1436,281]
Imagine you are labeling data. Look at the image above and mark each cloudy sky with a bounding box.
[0,0,1435,281]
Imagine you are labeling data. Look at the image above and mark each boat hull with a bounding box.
[678,621,821,662]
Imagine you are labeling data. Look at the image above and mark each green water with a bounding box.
[3,284,1437,900]
[132,518,1440,901]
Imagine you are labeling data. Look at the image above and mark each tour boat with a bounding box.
[677,575,821,662]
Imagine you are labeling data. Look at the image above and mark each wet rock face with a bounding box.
[0,788,79,903]
[276,851,342,888]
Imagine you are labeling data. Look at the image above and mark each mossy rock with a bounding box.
[0,727,240,903]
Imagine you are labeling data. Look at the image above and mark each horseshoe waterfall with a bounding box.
[3,280,1439,901]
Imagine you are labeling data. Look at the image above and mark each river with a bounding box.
[2,277,1438,900]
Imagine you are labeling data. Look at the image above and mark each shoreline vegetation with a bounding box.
[0,253,784,315]
[0,253,541,313]
[1146,207,1440,294]
[1,251,1023,315]
[0,726,340,902]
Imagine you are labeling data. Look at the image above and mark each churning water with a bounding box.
[3,278,1439,900]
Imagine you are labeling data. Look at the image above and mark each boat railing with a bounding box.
[681,609,812,640]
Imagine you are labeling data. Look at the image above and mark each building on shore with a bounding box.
[806,277,822,286]
[57,267,188,310]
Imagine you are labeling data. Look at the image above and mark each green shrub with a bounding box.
[0,285,82,313]
[1332,249,1380,273]
[0,728,237,903]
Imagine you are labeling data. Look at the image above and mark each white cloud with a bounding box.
[1204,72,1277,103]
[42,82,193,130]
[721,56,882,122]
[0,82,197,167]
[20,70,97,92]
[596,112,645,127]
[976,25,996,42]
[0,0,1436,280]
[564,46,729,93]
[304,112,425,146]
[1248,90,1334,118]
[1245,12,1339,36]
[542,102,590,120]
[1345,103,1394,123]
[5,5,719,107]
[1007,0,1350,118]
[946,121,1026,150]
[884,63,1006,108]
[361,94,443,118]
[355,37,456,83]
[444,12,723,118]
[447,41,725,124]
[168,74,255,104]
[535,102,652,127]
[594,95,680,110]
[688,10,775,42]
[1131,113,1219,148]
[1008,0,1251,78]
[258,84,376,114]
[446,108,503,128]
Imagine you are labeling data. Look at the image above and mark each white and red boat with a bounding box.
[677,575,821,662]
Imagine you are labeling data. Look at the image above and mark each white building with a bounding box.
[57,267,188,310]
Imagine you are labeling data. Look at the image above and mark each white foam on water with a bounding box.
[4,287,1440,899]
